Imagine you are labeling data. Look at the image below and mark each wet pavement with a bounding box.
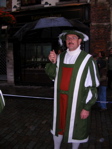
[0,82,112,149]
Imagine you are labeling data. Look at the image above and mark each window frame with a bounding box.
[21,0,41,7]
[0,0,6,7]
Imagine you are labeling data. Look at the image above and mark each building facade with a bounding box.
[0,0,112,86]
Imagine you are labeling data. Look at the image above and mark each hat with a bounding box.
[58,30,89,46]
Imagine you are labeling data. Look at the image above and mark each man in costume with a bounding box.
[45,30,99,149]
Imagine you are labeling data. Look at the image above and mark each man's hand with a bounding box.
[48,50,57,64]
[80,109,90,119]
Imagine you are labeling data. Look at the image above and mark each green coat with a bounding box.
[45,51,99,143]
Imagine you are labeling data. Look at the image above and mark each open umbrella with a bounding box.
[13,17,73,41]
[33,17,73,29]
[13,21,37,41]
[13,17,89,41]
[26,18,89,42]
[69,19,89,35]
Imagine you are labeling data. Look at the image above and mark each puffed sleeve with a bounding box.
[45,63,57,80]
[83,59,100,111]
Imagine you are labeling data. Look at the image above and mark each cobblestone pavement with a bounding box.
[0,84,112,149]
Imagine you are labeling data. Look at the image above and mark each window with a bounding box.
[21,0,41,6]
[20,43,51,69]
[0,0,6,7]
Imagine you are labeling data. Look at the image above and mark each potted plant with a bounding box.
[0,10,16,25]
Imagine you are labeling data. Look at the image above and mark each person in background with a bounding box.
[97,51,107,71]
[107,47,112,89]
[92,53,98,62]
[97,51,108,111]
[45,30,99,149]
[98,65,108,111]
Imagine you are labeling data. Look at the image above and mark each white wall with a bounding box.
[41,0,59,6]
[12,0,21,11]
[12,0,17,11]
[12,0,59,11]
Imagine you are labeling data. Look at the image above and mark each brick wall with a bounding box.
[7,0,12,9]
[90,1,111,54]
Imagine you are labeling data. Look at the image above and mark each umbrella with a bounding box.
[13,17,89,41]
[25,18,89,41]
[13,17,73,41]
[13,21,38,41]
[69,19,89,35]
[33,17,73,29]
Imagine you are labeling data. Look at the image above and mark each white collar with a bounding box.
[67,45,81,55]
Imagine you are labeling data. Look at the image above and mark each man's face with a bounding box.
[66,34,82,51]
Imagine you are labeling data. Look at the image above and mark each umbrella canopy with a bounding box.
[13,21,37,41]
[69,19,89,35]
[13,17,73,41]
[33,17,73,29]
[13,17,89,41]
